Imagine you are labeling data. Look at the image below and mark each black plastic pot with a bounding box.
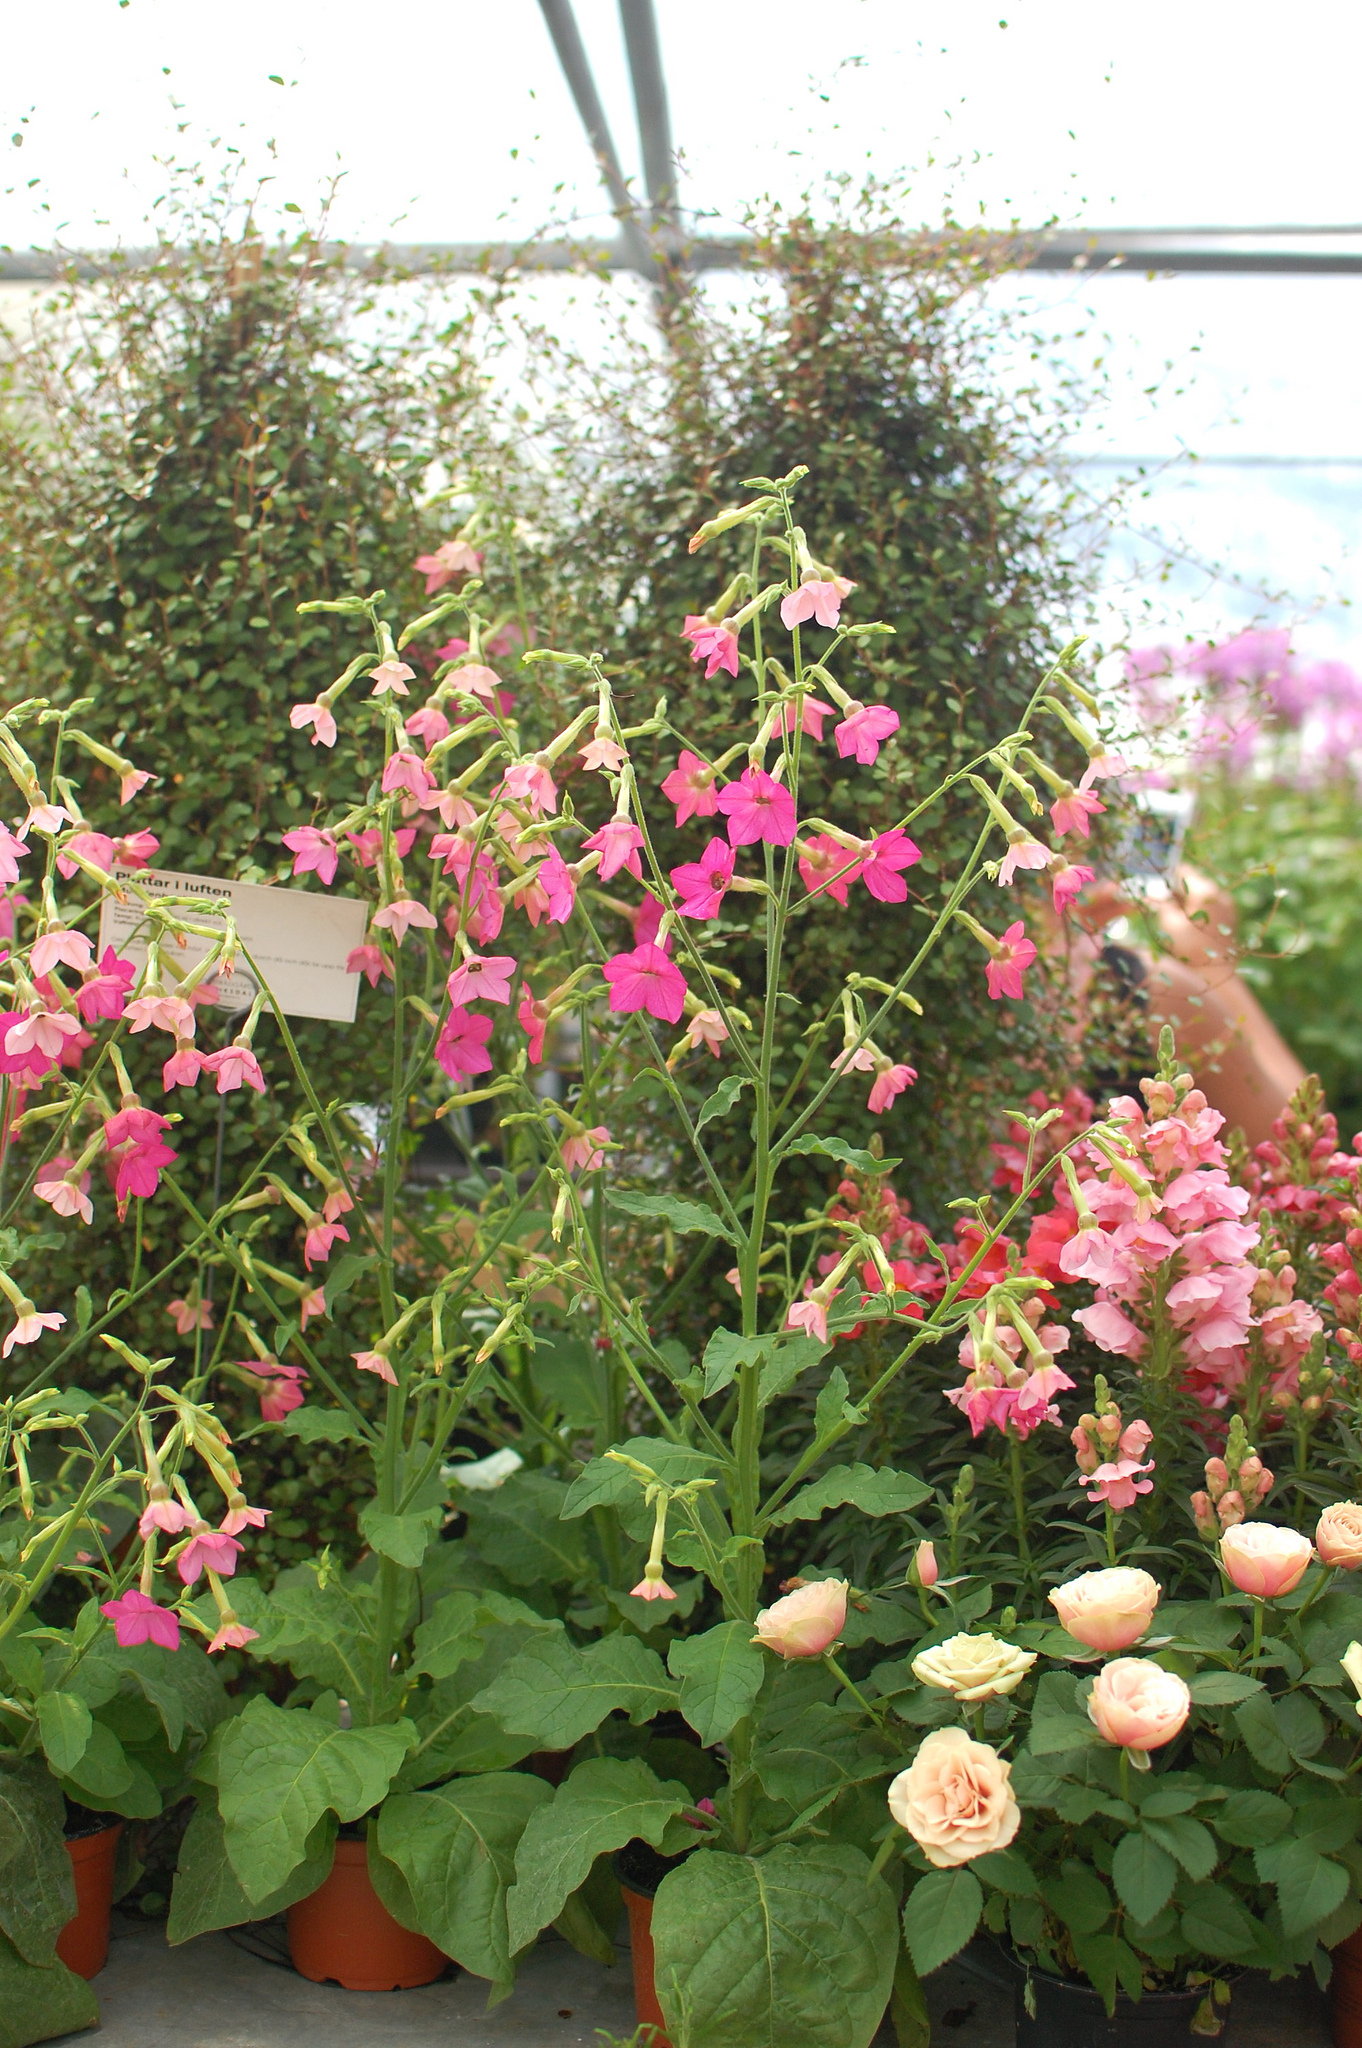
[1015,1968,1217,2045]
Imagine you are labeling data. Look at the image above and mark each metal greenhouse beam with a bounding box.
[535,0,657,279]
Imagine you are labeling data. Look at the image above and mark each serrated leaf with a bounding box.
[970,1847,1037,1896]
[35,1694,92,1777]
[506,1757,687,1953]
[377,1773,552,1991]
[668,1622,765,1746]
[168,1801,336,1943]
[281,1406,369,1445]
[1186,1670,1264,1705]
[763,1462,930,1528]
[902,1868,984,1975]
[695,1073,750,1132]
[472,1632,677,1750]
[1180,1882,1261,1959]
[1028,1713,1099,1756]
[1233,1690,1292,1773]
[1112,1833,1177,1924]
[1140,1814,1218,1881]
[1213,1788,1292,1848]
[1272,1838,1349,1940]
[1039,1865,1111,1935]
[607,1188,734,1240]
[654,1844,898,2048]
[783,1133,903,1175]
[752,1702,892,1806]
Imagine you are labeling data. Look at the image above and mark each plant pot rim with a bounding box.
[63,1817,123,1846]
[988,1940,1241,2006]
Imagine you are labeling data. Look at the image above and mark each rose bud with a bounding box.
[1087,1658,1191,1752]
[752,1578,847,1658]
[911,1540,939,1589]
[1048,1566,1161,1653]
[1219,1521,1314,1598]
[1317,1503,1362,1571]
[887,1728,1020,1868]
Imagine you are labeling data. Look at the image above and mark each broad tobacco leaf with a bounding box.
[472,1632,677,1751]
[215,1697,414,1901]
[377,1773,552,1991]
[752,1702,894,1806]
[0,1760,74,1966]
[359,1502,444,1571]
[262,1579,375,1697]
[0,1927,98,2048]
[651,1844,897,2048]
[506,1757,689,1954]
[668,1622,765,1746]
[560,1439,720,1519]
[460,1471,588,1587]
[167,1800,337,1943]
[763,1464,930,1528]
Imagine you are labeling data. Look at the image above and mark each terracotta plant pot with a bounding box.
[1334,1924,1362,2046]
[614,1840,695,2048]
[287,1838,446,1990]
[56,1821,122,1980]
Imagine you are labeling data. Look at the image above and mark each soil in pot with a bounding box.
[56,1809,122,1980]
[287,1837,447,1990]
[613,1840,695,2048]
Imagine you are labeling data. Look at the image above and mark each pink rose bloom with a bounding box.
[984,922,1037,1002]
[290,699,338,749]
[888,1728,1019,1869]
[682,615,740,679]
[562,1126,611,1173]
[834,701,900,765]
[1087,1658,1190,1752]
[716,766,796,848]
[101,1589,180,1652]
[868,1061,916,1114]
[752,1578,848,1658]
[282,827,339,887]
[435,1005,494,1083]
[603,945,689,1024]
[858,828,922,903]
[798,832,864,904]
[1317,1503,1362,1570]
[581,818,645,883]
[176,1528,243,1587]
[446,953,516,1007]
[1049,1567,1161,1652]
[661,750,719,826]
[914,1541,939,1589]
[1052,861,1094,914]
[1219,1521,1314,1597]
[671,838,736,920]
[1050,786,1106,838]
[780,575,855,631]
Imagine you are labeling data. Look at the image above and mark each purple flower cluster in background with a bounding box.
[1126,629,1362,782]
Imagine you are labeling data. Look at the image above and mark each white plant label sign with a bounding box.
[97,867,369,1024]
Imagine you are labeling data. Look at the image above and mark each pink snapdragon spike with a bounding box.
[282,828,339,887]
[372,898,438,944]
[162,1039,205,1090]
[168,1296,213,1335]
[985,922,1037,1001]
[101,1590,180,1653]
[354,1348,398,1385]
[381,749,436,801]
[685,1008,729,1056]
[34,1164,94,1225]
[435,1005,495,1082]
[518,985,552,1063]
[405,702,451,750]
[446,953,516,1007]
[786,1294,833,1344]
[0,826,29,885]
[1050,785,1105,838]
[868,1061,917,1114]
[3,1304,64,1355]
[119,767,153,804]
[582,817,645,883]
[683,615,740,679]
[208,1617,260,1654]
[347,943,392,987]
[367,659,416,698]
[603,945,689,1024]
[562,1126,611,1172]
[203,1044,266,1096]
[780,573,855,631]
[500,758,559,815]
[859,828,922,903]
[580,734,627,774]
[415,537,481,592]
[997,834,1051,887]
[304,1217,350,1268]
[671,838,736,920]
[177,1528,243,1587]
[777,695,835,742]
[661,751,720,826]
[1084,1456,1155,1510]
[290,699,338,748]
[834,701,899,765]
[1051,862,1093,915]
[798,833,862,904]
[56,831,113,880]
[716,765,797,847]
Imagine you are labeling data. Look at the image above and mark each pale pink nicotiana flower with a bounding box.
[290,700,338,748]
[367,660,416,698]
[684,1008,729,1056]
[780,573,856,632]
[562,1126,611,1173]
[31,927,92,978]
[834,701,899,765]
[372,898,438,944]
[282,828,339,887]
[682,615,740,679]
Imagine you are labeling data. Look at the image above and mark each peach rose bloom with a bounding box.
[752,1578,847,1658]
[1219,1521,1313,1598]
[1317,1503,1362,1571]
[888,1727,1020,1869]
[1087,1658,1190,1752]
[1048,1567,1162,1653]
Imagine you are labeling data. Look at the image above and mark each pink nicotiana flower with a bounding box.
[633,895,670,951]
[997,834,1052,887]
[167,1297,213,1336]
[372,898,438,944]
[119,767,153,804]
[985,922,1038,1002]
[671,838,736,920]
[415,538,481,592]
[283,827,339,886]
[518,984,553,1063]
[631,1573,678,1603]
[448,663,501,705]
[125,993,196,1039]
[381,750,436,801]
[208,1617,260,1654]
[101,1589,180,1652]
[6,1005,84,1064]
[354,1348,398,1385]
[303,1216,350,1268]
[1051,862,1094,915]
[435,1005,495,1082]
[139,1491,191,1538]
[530,845,576,926]
[798,833,863,904]
[834,701,899,765]
[30,927,92,978]
[685,1008,729,1056]
[446,953,516,1007]
[859,829,922,903]
[868,1061,917,1114]
[24,803,72,836]
[0,826,29,885]
[1050,786,1106,838]
[300,1287,327,1330]
[76,948,135,1024]
[582,818,645,883]
[347,943,392,987]
[3,1305,65,1355]
[780,574,855,631]
[1080,751,1127,789]
[367,660,416,698]
[660,751,719,825]
[603,944,689,1024]
[290,699,338,748]
[202,1044,267,1096]
[500,758,559,815]
[240,1358,308,1421]
[56,830,113,881]
[348,826,418,869]
[562,1126,611,1172]
[34,1162,93,1226]
[776,695,835,742]
[683,615,740,679]
[176,1528,243,1587]
[220,1500,270,1537]
[580,735,627,773]
[716,766,796,847]
[786,1294,835,1344]
[162,1039,205,1090]
[116,829,160,869]
[405,703,451,750]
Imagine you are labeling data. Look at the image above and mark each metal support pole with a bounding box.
[536,0,657,279]
[618,0,678,237]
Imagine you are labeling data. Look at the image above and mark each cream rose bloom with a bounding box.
[1048,1567,1161,1653]
[1317,1504,1362,1571]
[888,1727,1020,1868]
[911,1632,1037,1701]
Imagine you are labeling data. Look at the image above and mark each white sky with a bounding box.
[3,0,1361,658]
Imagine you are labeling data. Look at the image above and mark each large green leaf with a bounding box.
[1111,1832,1177,1924]
[782,1133,903,1175]
[607,1188,734,1240]
[506,1757,688,1953]
[0,1928,98,2048]
[215,1697,414,1901]
[763,1463,929,1528]
[70,1637,228,1755]
[281,1406,369,1445]
[167,1800,337,1943]
[1213,1788,1292,1849]
[377,1773,551,1990]
[1180,1882,1261,1960]
[702,1328,773,1397]
[756,1333,831,1406]
[52,1720,132,1805]
[560,1439,720,1519]
[0,1762,74,1966]
[472,1631,677,1750]
[1186,1671,1263,1706]
[410,1592,487,1682]
[752,1702,893,1806]
[359,1502,443,1570]
[460,1471,588,1586]
[35,1695,92,1777]
[1271,1838,1350,1941]
[1140,1814,1218,1881]
[668,1623,765,1746]
[901,1868,984,1976]
[1232,1692,1292,1773]
[652,1844,897,2048]
[262,1579,373,1696]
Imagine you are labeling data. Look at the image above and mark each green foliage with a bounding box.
[376,1773,551,1990]
[505,1756,689,1953]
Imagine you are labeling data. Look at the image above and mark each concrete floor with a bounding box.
[53,1914,1334,2046]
